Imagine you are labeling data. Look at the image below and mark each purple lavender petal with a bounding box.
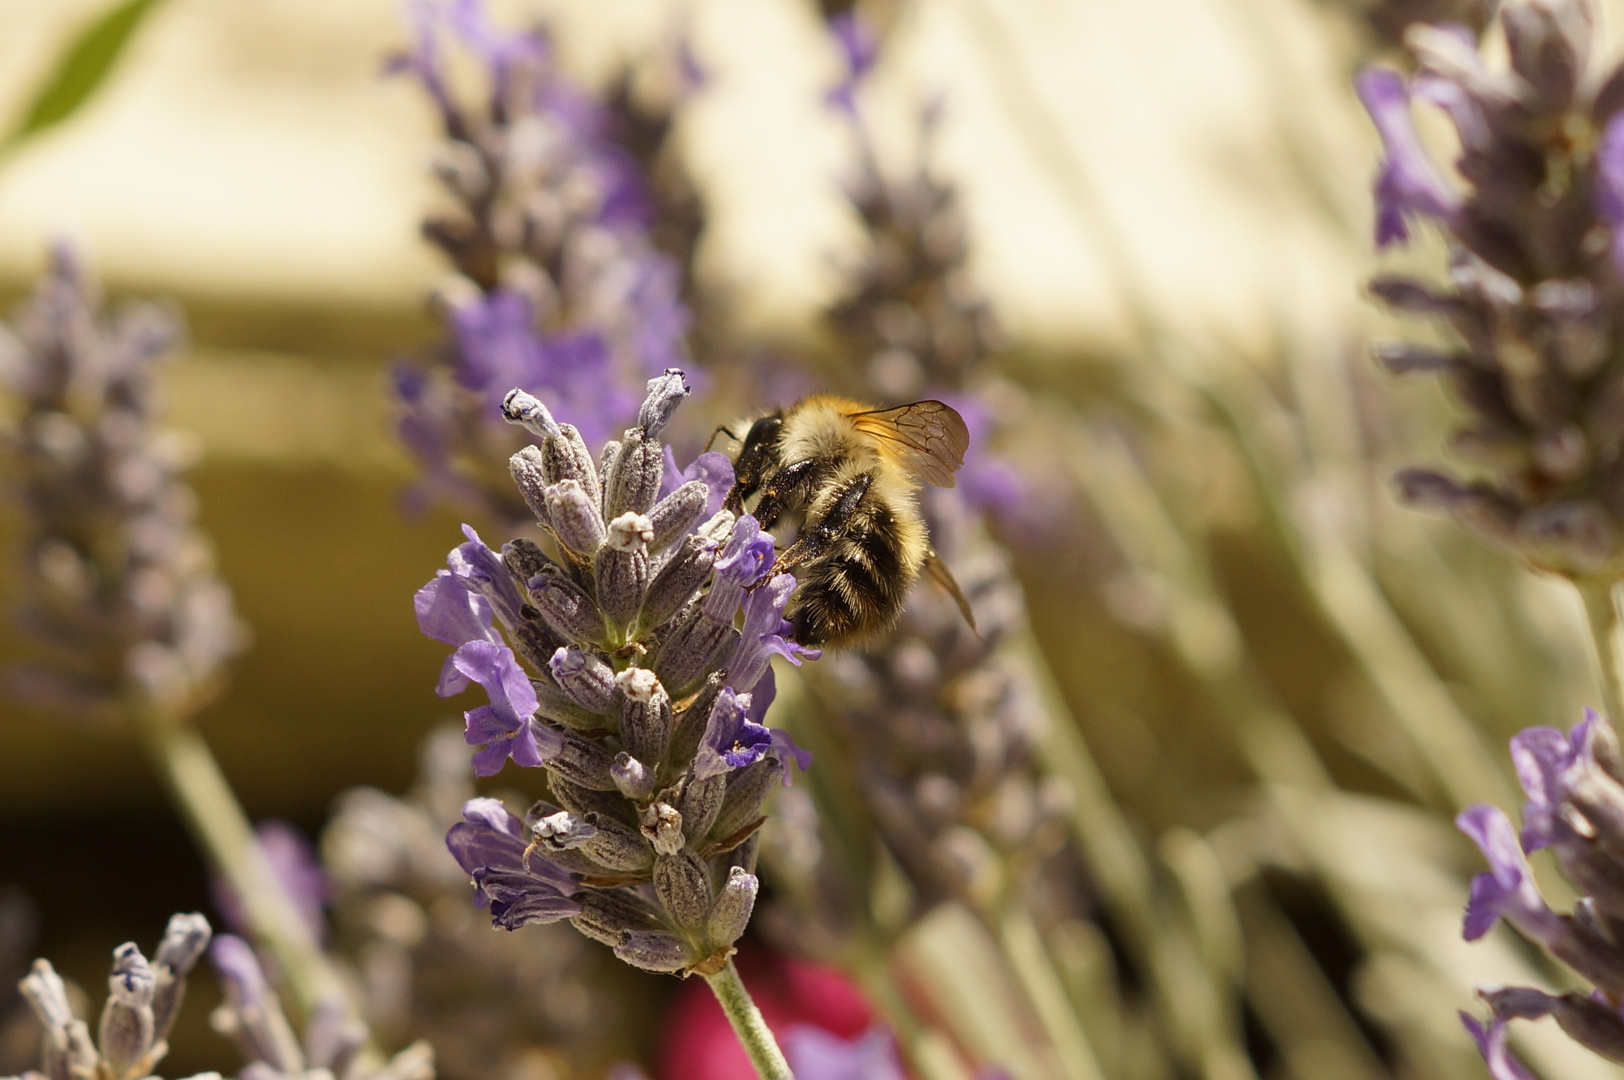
[770,728,812,784]
[1457,803,1564,945]
[659,447,736,518]
[730,573,820,694]
[694,688,774,780]
[715,516,775,587]
[1353,67,1462,247]
[1460,1013,1540,1080]
[1510,724,1573,851]
[1598,114,1624,278]
[825,13,879,114]
[414,571,498,647]
[448,524,527,628]
[450,639,557,775]
[474,867,581,928]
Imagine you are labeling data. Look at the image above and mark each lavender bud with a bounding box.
[640,533,717,630]
[508,446,553,526]
[678,775,726,842]
[597,439,622,514]
[605,431,665,519]
[303,1001,367,1078]
[612,752,657,800]
[501,537,555,584]
[668,673,726,769]
[549,646,618,714]
[548,777,633,821]
[596,514,654,629]
[20,958,76,1031]
[150,911,210,1039]
[712,757,781,841]
[614,930,692,973]
[544,729,619,791]
[542,423,599,489]
[580,813,655,874]
[210,936,304,1074]
[501,388,561,440]
[706,867,759,951]
[98,943,156,1078]
[546,480,607,555]
[637,369,689,437]
[653,610,737,697]
[615,667,672,766]
[648,480,709,553]
[653,849,712,933]
[573,891,663,946]
[641,800,685,856]
[533,679,607,731]
[528,565,607,643]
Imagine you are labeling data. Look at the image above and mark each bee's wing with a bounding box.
[847,400,969,487]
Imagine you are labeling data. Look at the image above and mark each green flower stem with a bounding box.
[141,716,348,1020]
[703,958,793,1080]
[1576,579,1624,774]
[1579,579,1624,725]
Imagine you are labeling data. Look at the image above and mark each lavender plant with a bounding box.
[1358,0,1624,1072]
[8,914,214,1080]
[0,245,347,1020]
[390,0,689,533]
[0,243,243,725]
[415,372,812,1080]
[322,728,635,1080]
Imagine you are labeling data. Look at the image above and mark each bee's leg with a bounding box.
[749,458,821,529]
[771,472,872,573]
[704,424,741,454]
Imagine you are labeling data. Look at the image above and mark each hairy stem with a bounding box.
[141,717,347,1019]
[703,958,794,1080]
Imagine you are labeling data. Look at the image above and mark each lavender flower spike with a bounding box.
[11,914,223,1080]
[1457,709,1624,1073]
[1365,0,1624,577]
[392,0,693,529]
[416,370,815,978]
[1,243,248,723]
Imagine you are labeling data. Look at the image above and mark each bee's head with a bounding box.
[726,411,785,510]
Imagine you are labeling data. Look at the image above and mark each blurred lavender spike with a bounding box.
[9,914,212,1080]
[322,728,628,1080]
[0,243,248,724]
[1458,710,1624,1070]
[416,372,811,978]
[209,934,435,1080]
[391,0,693,533]
[1359,0,1624,580]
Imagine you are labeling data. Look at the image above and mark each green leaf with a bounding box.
[3,0,166,151]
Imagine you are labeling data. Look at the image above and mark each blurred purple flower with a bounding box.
[211,822,329,946]
[825,13,879,114]
[1354,67,1463,246]
[1460,1012,1539,1080]
[783,1023,907,1080]
[1456,803,1564,945]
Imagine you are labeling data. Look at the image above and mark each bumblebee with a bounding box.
[720,394,973,648]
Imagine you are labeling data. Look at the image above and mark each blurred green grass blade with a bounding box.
[4,0,165,151]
